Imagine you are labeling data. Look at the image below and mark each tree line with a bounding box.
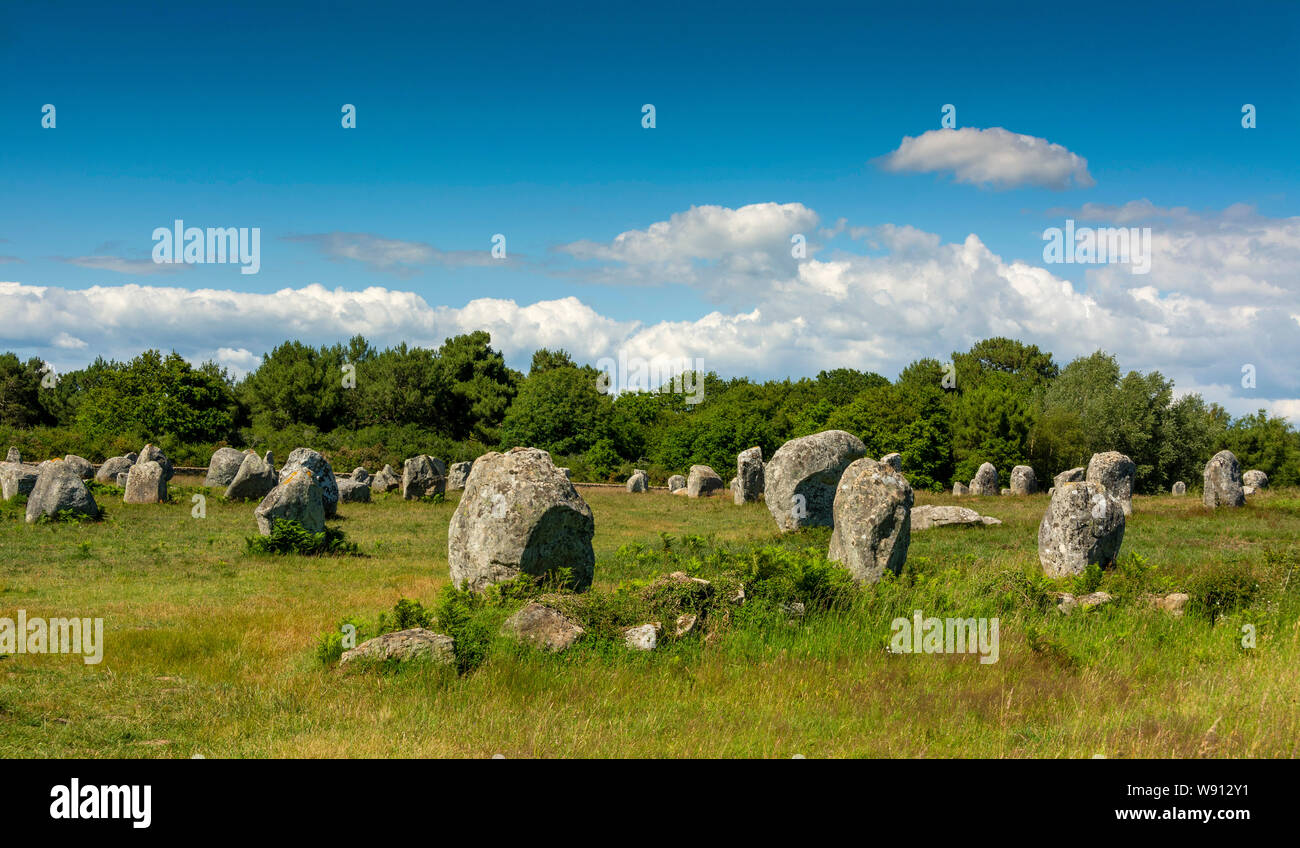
[1,334,1296,491]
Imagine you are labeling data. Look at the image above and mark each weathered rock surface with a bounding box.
[137,444,174,481]
[624,623,662,651]
[204,447,246,487]
[667,474,686,493]
[626,469,648,493]
[63,455,94,480]
[970,462,999,496]
[447,460,473,490]
[827,458,913,584]
[734,446,764,503]
[880,452,903,472]
[1243,469,1268,490]
[952,482,969,496]
[1147,592,1190,616]
[123,460,168,504]
[279,448,339,517]
[95,455,134,484]
[5,447,18,463]
[350,467,370,484]
[1054,467,1086,488]
[1172,481,1186,496]
[686,465,723,498]
[254,469,326,535]
[447,447,595,592]
[1086,451,1135,516]
[337,478,373,503]
[764,430,868,531]
[225,451,277,501]
[910,505,1002,530]
[1,461,39,500]
[1203,450,1245,509]
[25,462,99,523]
[370,464,400,493]
[501,602,585,652]
[1057,591,1114,615]
[340,629,455,666]
[402,454,447,500]
[1010,465,1037,495]
[1037,481,1125,577]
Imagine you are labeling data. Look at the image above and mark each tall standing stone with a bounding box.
[447,447,595,592]
[204,447,246,487]
[764,430,868,531]
[686,465,723,498]
[734,446,764,503]
[254,469,326,535]
[1203,450,1246,509]
[280,448,339,516]
[225,451,278,501]
[123,460,168,504]
[137,444,175,481]
[402,455,447,500]
[828,458,913,584]
[970,463,999,496]
[1086,451,1136,516]
[447,461,474,490]
[5,447,19,464]
[1037,482,1126,577]
[626,469,648,493]
[1010,465,1037,495]
[1,461,39,500]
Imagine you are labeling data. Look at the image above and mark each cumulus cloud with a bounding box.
[284,232,504,276]
[877,127,1095,190]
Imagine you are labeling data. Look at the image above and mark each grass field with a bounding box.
[2,478,1298,758]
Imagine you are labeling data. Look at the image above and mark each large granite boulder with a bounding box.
[828,458,912,584]
[279,448,339,517]
[1203,450,1245,509]
[370,464,400,493]
[1086,451,1136,516]
[667,474,687,493]
[0,461,39,500]
[123,460,167,504]
[626,469,648,493]
[686,465,723,498]
[63,455,94,480]
[1054,467,1086,488]
[764,430,868,531]
[402,454,447,500]
[447,461,473,491]
[734,447,764,504]
[137,444,174,481]
[94,455,134,484]
[1010,465,1037,495]
[225,451,277,501]
[337,478,373,503]
[254,468,326,535]
[970,462,999,496]
[447,447,595,592]
[911,505,1002,530]
[25,462,99,523]
[1037,481,1126,577]
[1242,469,1268,490]
[204,447,246,487]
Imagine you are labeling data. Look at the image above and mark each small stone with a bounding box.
[340,629,455,666]
[623,622,662,651]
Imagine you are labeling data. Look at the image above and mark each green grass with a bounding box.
[1,478,1298,758]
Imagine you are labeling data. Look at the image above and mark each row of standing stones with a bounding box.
[3,437,1270,662]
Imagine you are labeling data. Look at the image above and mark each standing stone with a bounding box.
[137,444,174,481]
[1086,451,1136,516]
[880,453,903,472]
[225,451,277,501]
[1243,469,1268,490]
[687,465,723,498]
[626,469,648,493]
[1054,467,1086,488]
[123,461,167,504]
[1,461,39,500]
[5,447,19,463]
[350,467,371,484]
[828,458,913,584]
[25,462,99,523]
[95,456,134,484]
[1037,482,1126,577]
[337,478,373,503]
[63,455,94,480]
[370,464,400,493]
[1010,465,1037,495]
[667,474,687,493]
[254,469,326,535]
[764,430,868,531]
[447,461,474,490]
[1203,450,1245,509]
[952,482,969,496]
[735,446,764,503]
[115,472,129,487]
[447,447,595,592]
[1171,481,1186,496]
[970,462,999,496]
[263,451,274,470]
[280,448,339,516]
[403,455,447,500]
[204,447,246,487]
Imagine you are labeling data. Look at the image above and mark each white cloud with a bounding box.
[63,256,180,275]
[877,127,1095,190]
[284,232,503,276]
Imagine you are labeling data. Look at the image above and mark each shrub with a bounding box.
[245,519,359,556]
[1187,561,1260,622]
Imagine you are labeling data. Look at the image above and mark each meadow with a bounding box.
[1,479,1298,758]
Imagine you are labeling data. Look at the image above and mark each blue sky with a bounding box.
[1,0,1298,419]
